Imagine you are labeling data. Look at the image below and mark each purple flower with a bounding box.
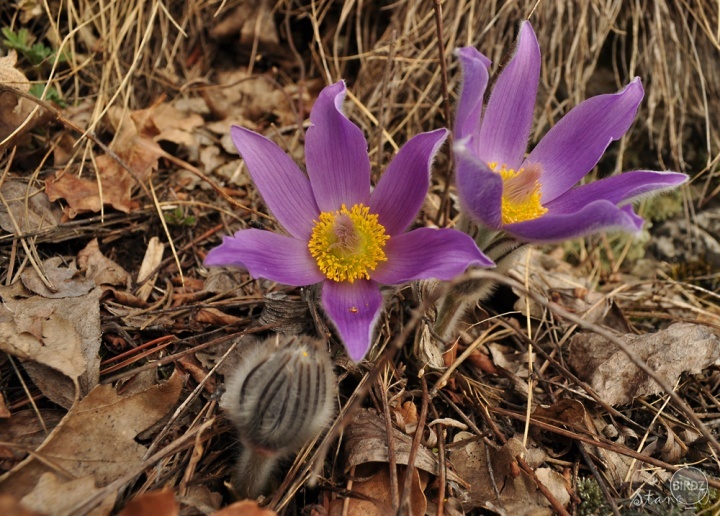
[205,81,493,361]
[453,21,688,243]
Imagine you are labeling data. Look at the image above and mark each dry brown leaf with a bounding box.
[0,51,50,152]
[0,495,41,516]
[45,162,140,219]
[0,181,61,236]
[488,343,536,379]
[393,401,418,435]
[118,490,178,516]
[0,371,183,501]
[194,308,244,326]
[343,409,464,485]
[568,323,720,406]
[77,238,130,287]
[45,101,189,219]
[21,257,95,298]
[0,288,101,408]
[16,0,44,24]
[449,434,568,514]
[0,395,8,418]
[177,485,223,514]
[210,1,280,49]
[136,236,165,301]
[413,321,445,370]
[0,409,65,464]
[203,69,299,127]
[329,465,426,516]
[212,500,277,516]
[21,473,115,516]
[532,399,587,433]
[149,103,203,149]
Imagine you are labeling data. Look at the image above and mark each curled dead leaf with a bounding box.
[212,499,277,516]
[343,409,464,485]
[0,52,51,152]
[448,434,568,513]
[77,239,130,287]
[0,288,101,408]
[118,490,178,516]
[0,371,183,503]
[329,464,427,516]
[21,473,115,516]
[568,323,720,406]
[0,181,61,236]
[21,257,94,298]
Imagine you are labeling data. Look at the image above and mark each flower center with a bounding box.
[489,162,548,225]
[308,203,389,283]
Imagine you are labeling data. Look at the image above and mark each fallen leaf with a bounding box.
[177,485,222,514]
[210,1,280,50]
[194,308,244,326]
[45,101,185,219]
[136,236,164,302]
[0,495,41,516]
[329,465,426,516]
[21,257,95,298]
[413,320,445,370]
[21,473,115,516]
[0,371,183,501]
[77,238,130,287]
[118,490,178,516]
[0,288,101,408]
[343,409,464,485]
[212,500,277,516]
[0,181,61,236]
[513,249,630,332]
[0,51,50,152]
[448,434,569,513]
[568,323,720,406]
[203,69,304,128]
[149,103,203,149]
[532,399,587,433]
[393,401,418,435]
[0,409,65,465]
[45,162,141,219]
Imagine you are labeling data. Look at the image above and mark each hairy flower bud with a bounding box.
[221,335,336,498]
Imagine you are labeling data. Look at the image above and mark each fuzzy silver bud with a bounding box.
[221,335,336,499]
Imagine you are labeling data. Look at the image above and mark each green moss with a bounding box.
[578,478,612,516]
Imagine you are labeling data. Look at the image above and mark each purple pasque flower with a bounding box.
[205,81,493,361]
[453,21,688,243]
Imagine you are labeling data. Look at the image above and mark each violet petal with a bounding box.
[370,128,448,236]
[504,202,644,243]
[231,126,319,240]
[454,46,491,140]
[321,279,383,361]
[371,227,494,284]
[204,229,324,286]
[454,140,504,229]
[546,170,688,214]
[474,21,540,169]
[525,78,644,203]
[305,81,371,212]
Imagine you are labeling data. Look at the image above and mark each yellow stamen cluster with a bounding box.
[488,161,548,225]
[308,204,389,283]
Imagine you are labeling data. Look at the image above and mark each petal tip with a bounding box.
[456,45,492,67]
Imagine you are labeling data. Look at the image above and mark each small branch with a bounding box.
[398,376,429,515]
[432,0,454,228]
[516,455,571,516]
